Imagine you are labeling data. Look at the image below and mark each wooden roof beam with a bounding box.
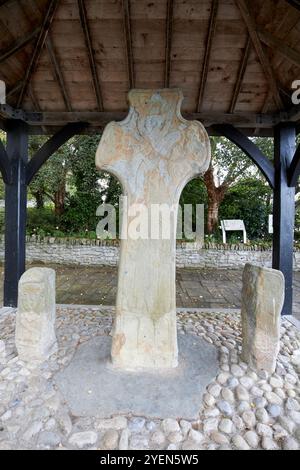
[258,28,300,68]
[8,109,279,128]
[122,0,134,89]
[285,0,300,11]
[17,0,60,107]
[45,36,72,112]
[229,36,251,113]
[0,27,41,64]
[235,0,284,110]
[164,0,174,88]
[7,81,23,100]
[197,0,219,112]
[77,0,103,111]
[0,0,14,6]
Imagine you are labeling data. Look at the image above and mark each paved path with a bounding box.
[1,263,299,319]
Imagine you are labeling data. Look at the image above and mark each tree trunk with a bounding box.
[32,191,44,209]
[204,164,227,234]
[54,184,66,216]
[207,198,220,234]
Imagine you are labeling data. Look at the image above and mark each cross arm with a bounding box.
[212,123,275,188]
[288,143,300,187]
[26,121,88,184]
[0,139,12,183]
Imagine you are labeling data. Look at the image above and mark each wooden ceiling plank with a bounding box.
[0,27,41,64]
[197,0,219,112]
[258,27,300,68]
[229,36,251,113]
[165,0,174,88]
[235,0,284,110]
[122,0,134,89]
[45,36,72,112]
[77,0,103,111]
[17,0,60,108]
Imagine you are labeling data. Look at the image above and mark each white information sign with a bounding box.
[221,219,247,244]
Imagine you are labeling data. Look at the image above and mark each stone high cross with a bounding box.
[96,89,210,369]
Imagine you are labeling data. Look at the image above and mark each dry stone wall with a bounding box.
[0,236,300,270]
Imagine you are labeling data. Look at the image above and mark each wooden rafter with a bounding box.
[7,81,23,100]
[0,0,14,6]
[229,36,251,113]
[285,0,300,11]
[197,0,219,112]
[17,0,59,107]
[46,36,72,112]
[0,27,41,64]
[164,0,174,88]
[235,0,284,110]
[258,28,300,68]
[28,85,48,134]
[122,0,134,89]
[77,0,103,111]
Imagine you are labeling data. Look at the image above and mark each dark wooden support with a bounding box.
[122,0,134,89]
[4,120,28,307]
[0,27,41,64]
[164,0,174,88]
[45,36,72,112]
[17,0,59,107]
[78,0,103,111]
[26,121,87,184]
[288,143,300,186]
[285,0,300,11]
[212,123,275,187]
[0,109,87,307]
[272,124,297,315]
[0,0,14,6]
[197,0,218,112]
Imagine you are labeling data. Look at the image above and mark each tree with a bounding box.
[219,177,272,240]
[28,135,73,215]
[204,136,274,234]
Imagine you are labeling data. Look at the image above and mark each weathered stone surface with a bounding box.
[15,268,57,363]
[241,263,284,373]
[96,89,210,369]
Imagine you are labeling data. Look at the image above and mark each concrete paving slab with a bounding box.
[55,333,219,420]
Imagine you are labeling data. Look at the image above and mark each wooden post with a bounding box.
[4,120,28,307]
[272,123,296,315]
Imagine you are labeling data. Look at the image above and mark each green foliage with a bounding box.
[219,177,272,240]
[27,207,60,237]
[0,131,295,242]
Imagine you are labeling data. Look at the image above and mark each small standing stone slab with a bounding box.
[15,268,57,363]
[241,263,284,373]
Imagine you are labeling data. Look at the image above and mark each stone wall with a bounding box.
[1,235,300,270]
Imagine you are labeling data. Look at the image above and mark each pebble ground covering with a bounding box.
[0,307,299,450]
